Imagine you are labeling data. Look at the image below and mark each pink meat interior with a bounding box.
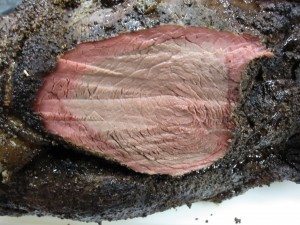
[34,26,273,175]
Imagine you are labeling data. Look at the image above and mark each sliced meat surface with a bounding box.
[34,25,272,175]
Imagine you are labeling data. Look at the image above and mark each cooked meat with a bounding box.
[0,0,299,223]
[34,25,272,175]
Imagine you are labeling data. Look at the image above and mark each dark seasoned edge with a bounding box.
[0,134,298,222]
[0,0,299,223]
[0,2,55,177]
[0,67,4,115]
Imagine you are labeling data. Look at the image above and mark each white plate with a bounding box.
[1,181,299,225]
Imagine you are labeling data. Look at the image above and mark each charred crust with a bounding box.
[53,0,82,9]
[0,63,6,114]
[291,63,300,81]
[100,0,125,8]
[284,134,300,171]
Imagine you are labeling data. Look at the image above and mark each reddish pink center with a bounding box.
[34,26,272,175]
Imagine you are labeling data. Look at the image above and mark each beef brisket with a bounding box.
[0,0,300,223]
[34,25,272,175]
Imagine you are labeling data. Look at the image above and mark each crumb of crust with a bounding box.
[234,217,242,224]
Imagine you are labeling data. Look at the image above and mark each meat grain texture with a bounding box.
[0,0,300,223]
[34,25,272,175]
